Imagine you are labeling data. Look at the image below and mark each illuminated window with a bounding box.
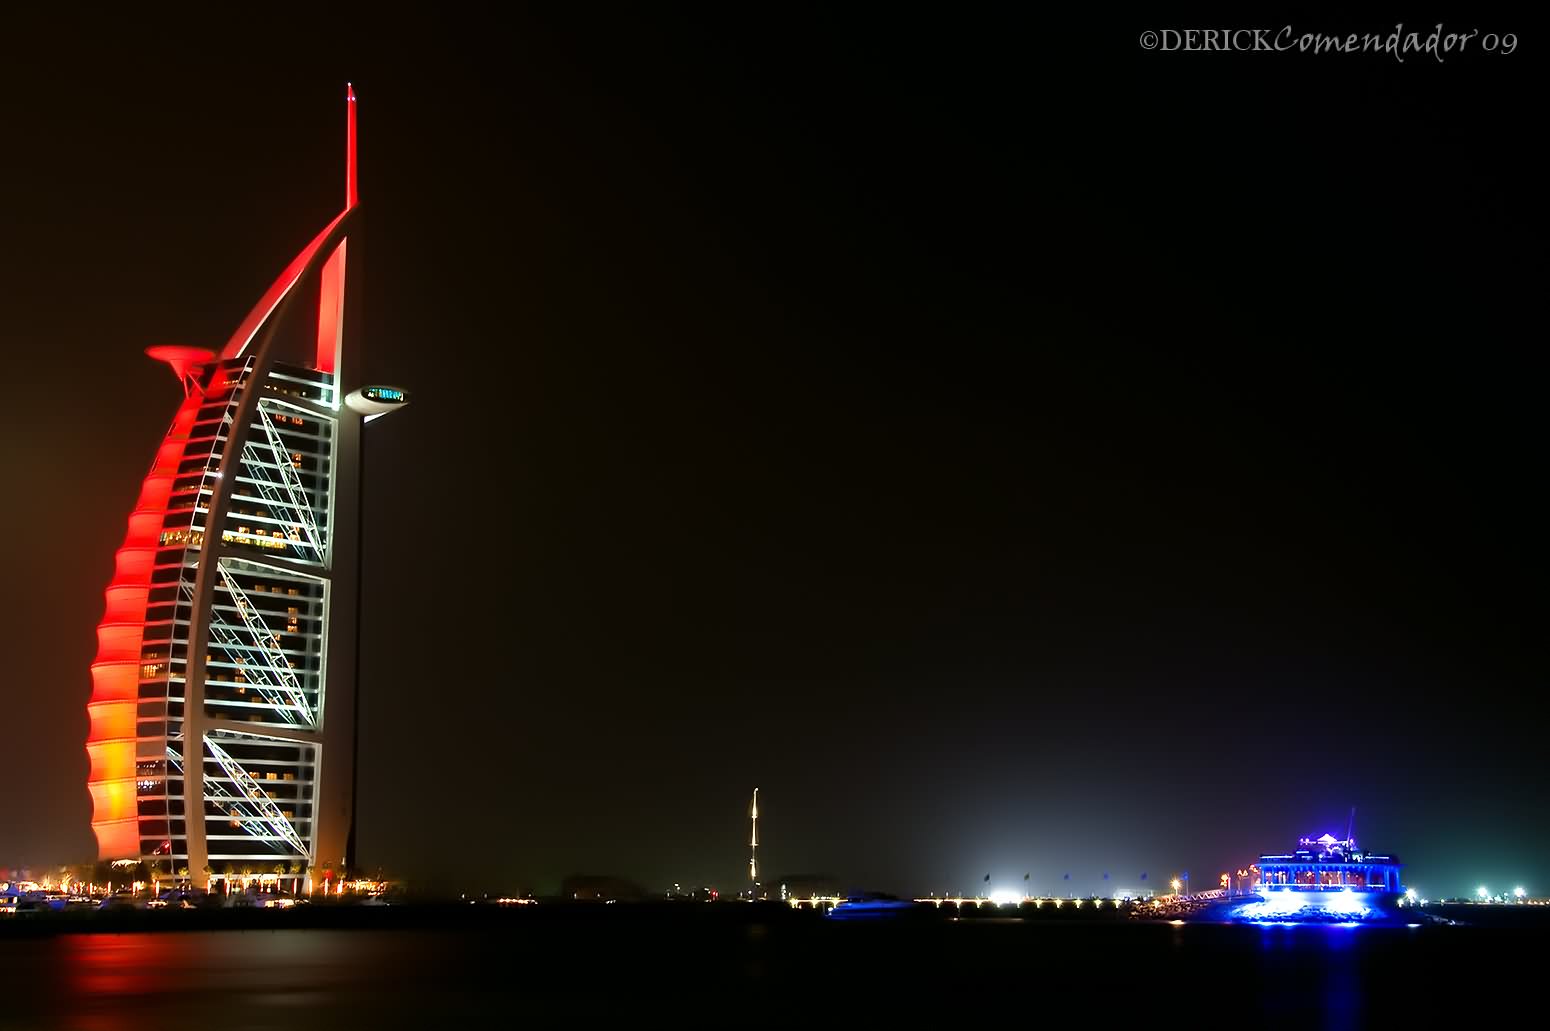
[287,588,299,596]
[287,607,299,617]
[291,452,303,468]
[266,772,278,781]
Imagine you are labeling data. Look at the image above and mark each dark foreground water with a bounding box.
[1,907,1539,1029]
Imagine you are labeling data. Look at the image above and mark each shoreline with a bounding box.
[5,898,1544,938]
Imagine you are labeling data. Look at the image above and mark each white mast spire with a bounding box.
[749,787,760,884]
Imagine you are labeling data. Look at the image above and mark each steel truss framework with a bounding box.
[237,397,329,564]
[212,565,315,725]
[167,742,310,860]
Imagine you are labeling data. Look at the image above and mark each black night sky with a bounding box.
[2,8,1543,898]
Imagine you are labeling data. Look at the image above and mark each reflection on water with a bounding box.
[1252,925,1363,1030]
[11,931,459,1031]
[0,918,1534,1029]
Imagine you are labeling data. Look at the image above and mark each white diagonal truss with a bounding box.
[238,401,326,563]
[202,736,310,859]
[214,566,314,724]
[181,579,309,726]
[167,746,289,855]
[166,746,270,848]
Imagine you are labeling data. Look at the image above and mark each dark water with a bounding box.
[1,909,1537,1028]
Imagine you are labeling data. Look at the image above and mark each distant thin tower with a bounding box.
[749,787,760,883]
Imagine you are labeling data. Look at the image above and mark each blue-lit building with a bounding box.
[1258,833,1403,893]
[1224,832,1406,923]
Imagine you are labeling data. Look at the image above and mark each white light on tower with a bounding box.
[749,787,759,884]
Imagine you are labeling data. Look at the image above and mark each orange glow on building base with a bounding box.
[87,384,206,860]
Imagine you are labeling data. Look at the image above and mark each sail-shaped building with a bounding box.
[85,85,406,886]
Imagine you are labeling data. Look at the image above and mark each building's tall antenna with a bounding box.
[1346,806,1356,846]
[346,82,359,209]
[749,787,760,884]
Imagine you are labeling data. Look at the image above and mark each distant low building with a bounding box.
[774,874,842,899]
[560,875,645,901]
[665,884,719,902]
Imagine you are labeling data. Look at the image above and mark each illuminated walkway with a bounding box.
[783,889,1231,912]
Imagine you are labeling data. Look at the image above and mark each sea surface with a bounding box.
[1,906,1538,1029]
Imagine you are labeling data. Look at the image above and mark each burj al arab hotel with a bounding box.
[85,85,407,885]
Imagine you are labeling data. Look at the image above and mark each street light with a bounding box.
[1477,886,1489,900]
[1513,886,1526,900]
[1171,878,1182,896]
